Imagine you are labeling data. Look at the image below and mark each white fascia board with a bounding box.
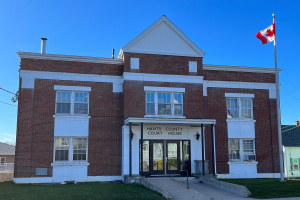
[124,117,216,126]
[19,70,123,92]
[144,86,185,93]
[17,52,123,65]
[203,64,282,74]
[122,16,205,57]
[54,85,91,92]
[203,80,277,99]
[123,72,203,84]
[225,93,254,98]
[124,49,202,58]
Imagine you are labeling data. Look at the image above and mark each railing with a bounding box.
[0,163,14,172]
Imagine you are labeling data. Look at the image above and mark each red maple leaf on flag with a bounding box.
[266,28,274,37]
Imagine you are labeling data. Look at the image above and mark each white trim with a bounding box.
[124,117,216,125]
[225,93,254,98]
[130,58,139,69]
[124,72,203,84]
[203,80,277,98]
[189,61,197,73]
[122,16,205,57]
[144,86,185,93]
[54,85,91,92]
[228,161,258,164]
[51,162,90,166]
[217,173,282,179]
[18,52,123,65]
[226,119,256,123]
[19,70,123,92]
[203,64,282,74]
[13,176,124,184]
[144,115,186,119]
[53,115,91,119]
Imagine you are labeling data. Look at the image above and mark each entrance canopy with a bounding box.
[124,117,216,126]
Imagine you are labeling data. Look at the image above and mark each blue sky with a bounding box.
[0,0,299,144]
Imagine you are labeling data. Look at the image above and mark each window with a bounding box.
[228,139,255,162]
[56,91,89,115]
[227,98,253,119]
[54,137,87,162]
[0,157,6,166]
[146,92,183,116]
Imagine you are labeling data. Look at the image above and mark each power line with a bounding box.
[0,87,16,95]
[0,101,17,107]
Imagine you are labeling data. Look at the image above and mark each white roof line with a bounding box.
[18,52,123,65]
[203,64,282,74]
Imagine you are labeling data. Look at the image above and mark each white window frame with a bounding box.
[226,97,253,119]
[228,139,256,162]
[145,91,184,117]
[55,91,89,115]
[0,157,6,166]
[53,137,88,164]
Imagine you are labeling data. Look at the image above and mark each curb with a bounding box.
[199,177,252,197]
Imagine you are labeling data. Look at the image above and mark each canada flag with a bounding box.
[256,23,275,45]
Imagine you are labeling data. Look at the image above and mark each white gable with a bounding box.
[122,16,205,58]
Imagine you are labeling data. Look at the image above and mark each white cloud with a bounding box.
[0,133,16,144]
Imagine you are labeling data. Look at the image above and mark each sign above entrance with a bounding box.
[144,125,187,136]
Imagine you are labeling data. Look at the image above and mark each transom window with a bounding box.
[54,137,87,162]
[146,92,183,116]
[229,139,255,162]
[227,98,253,119]
[56,91,89,115]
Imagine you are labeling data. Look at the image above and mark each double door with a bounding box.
[149,140,181,175]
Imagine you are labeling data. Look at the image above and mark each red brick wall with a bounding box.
[203,70,276,83]
[123,80,204,119]
[204,87,279,174]
[14,78,123,178]
[123,52,203,75]
[20,58,123,76]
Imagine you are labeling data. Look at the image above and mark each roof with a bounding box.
[0,142,15,155]
[282,125,300,147]
[121,15,205,58]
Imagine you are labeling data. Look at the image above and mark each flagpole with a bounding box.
[273,13,284,182]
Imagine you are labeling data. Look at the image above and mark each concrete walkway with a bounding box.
[145,177,300,200]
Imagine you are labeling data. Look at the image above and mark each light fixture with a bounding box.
[131,132,134,140]
[196,132,200,140]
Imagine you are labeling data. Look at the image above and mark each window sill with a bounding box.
[53,115,91,119]
[228,161,258,164]
[226,119,256,123]
[144,115,186,119]
[51,162,90,166]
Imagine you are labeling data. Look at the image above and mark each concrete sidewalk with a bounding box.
[145,177,300,200]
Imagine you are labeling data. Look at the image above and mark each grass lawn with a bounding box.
[220,178,300,199]
[0,181,166,200]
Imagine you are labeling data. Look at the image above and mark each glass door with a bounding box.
[166,141,180,175]
[150,141,164,175]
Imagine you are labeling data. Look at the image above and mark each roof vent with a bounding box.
[295,120,299,126]
[41,38,47,54]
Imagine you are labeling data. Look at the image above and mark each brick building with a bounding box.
[14,16,281,183]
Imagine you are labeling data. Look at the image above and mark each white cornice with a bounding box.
[17,52,123,65]
[203,64,282,74]
[123,72,204,84]
[124,117,216,125]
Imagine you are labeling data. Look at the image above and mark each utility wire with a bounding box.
[0,87,16,95]
[0,101,17,107]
